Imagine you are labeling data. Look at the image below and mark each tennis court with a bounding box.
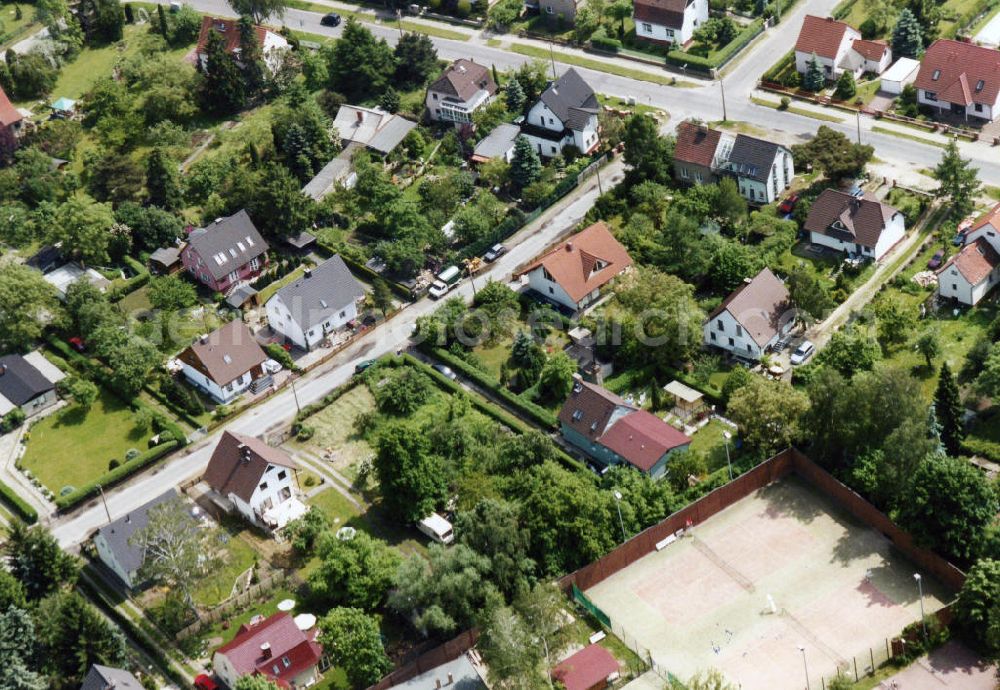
[585,477,951,690]
[974,9,1000,46]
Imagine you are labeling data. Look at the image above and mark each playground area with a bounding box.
[584,477,952,689]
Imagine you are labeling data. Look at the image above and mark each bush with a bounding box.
[125,448,140,461]
[590,28,622,53]
[264,343,298,372]
[456,0,471,16]
[779,96,790,110]
[1,408,26,434]
[108,459,121,470]
[297,425,315,441]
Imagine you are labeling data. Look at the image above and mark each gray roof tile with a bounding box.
[270,255,365,332]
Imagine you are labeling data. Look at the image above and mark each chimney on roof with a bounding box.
[435,679,442,689]
[239,444,252,464]
[260,643,272,659]
[125,514,131,524]
[356,110,364,123]
[448,673,454,685]
[200,334,209,344]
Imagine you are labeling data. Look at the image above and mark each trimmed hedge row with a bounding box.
[55,440,180,510]
[77,570,193,689]
[664,18,764,72]
[143,381,204,430]
[421,346,559,430]
[108,256,151,302]
[961,436,1000,463]
[397,355,587,472]
[0,479,38,524]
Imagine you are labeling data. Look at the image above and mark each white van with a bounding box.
[417,513,454,545]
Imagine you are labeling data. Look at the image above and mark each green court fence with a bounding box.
[572,584,610,628]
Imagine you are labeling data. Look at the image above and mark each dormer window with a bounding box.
[932,69,940,81]
[975,79,985,92]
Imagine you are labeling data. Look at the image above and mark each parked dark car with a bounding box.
[778,194,800,215]
[320,12,341,25]
[484,243,507,262]
[354,359,376,374]
[927,249,945,270]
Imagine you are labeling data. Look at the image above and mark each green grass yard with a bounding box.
[191,528,259,608]
[0,2,39,49]
[508,43,681,86]
[21,387,152,494]
[284,385,376,483]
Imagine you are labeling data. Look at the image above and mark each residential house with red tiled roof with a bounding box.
[704,268,793,361]
[558,379,691,479]
[914,39,1000,122]
[204,431,306,530]
[672,120,794,205]
[794,15,892,80]
[803,188,905,261]
[938,202,1000,305]
[517,222,633,312]
[552,645,620,690]
[194,15,289,74]
[0,85,24,139]
[633,0,708,47]
[213,612,323,689]
[425,59,497,124]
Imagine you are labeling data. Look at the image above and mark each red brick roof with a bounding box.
[633,0,689,29]
[674,121,722,168]
[428,59,496,102]
[0,86,22,129]
[970,202,1000,234]
[196,15,270,55]
[518,222,632,304]
[552,645,619,690]
[803,189,900,250]
[939,238,1000,285]
[795,15,855,60]
[215,612,322,687]
[851,38,888,61]
[914,40,1000,107]
[598,410,691,472]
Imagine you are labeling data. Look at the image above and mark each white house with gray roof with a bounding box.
[718,134,794,205]
[521,69,600,157]
[264,255,365,351]
[93,489,181,589]
[334,105,417,157]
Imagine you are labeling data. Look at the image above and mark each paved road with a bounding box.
[50,159,625,548]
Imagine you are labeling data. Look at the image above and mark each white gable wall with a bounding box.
[526,266,580,311]
[703,309,763,360]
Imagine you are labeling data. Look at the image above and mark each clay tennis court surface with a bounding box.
[585,477,952,690]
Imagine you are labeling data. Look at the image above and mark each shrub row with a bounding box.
[55,440,180,511]
[421,346,559,429]
[108,256,151,302]
[146,379,204,429]
[961,436,1000,463]
[664,18,764,72]
[604,365,723,405]
[0,479,38,524]
[76,571,192,690]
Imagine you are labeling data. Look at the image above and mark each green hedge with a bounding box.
[604,365,722,405]
[108,256,151,302]
[55,440,180,511]
[961,436,1000,462]
[0,479,38,524]
[422,346,559,430]
[832,0,859,19]
[665,18,764,72]
[143,382,203,430]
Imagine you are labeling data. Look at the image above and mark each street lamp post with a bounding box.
[723,431,734,482]
[914,573,928,641]
[613,490,626,542]
[798,645,810,690]
[720,80,728,122]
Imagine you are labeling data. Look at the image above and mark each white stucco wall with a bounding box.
[703,309,764,360]
[918,90,999,122]
[634,0,706,45]
[526,267,580,311]
[872,212,906,259]
[180,363,251,403]
[266,294,359,351]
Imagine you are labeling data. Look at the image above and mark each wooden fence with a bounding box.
[175,569,295,641]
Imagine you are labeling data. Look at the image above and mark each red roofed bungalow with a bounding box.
[0,85,24,138]
[552,645,620,690]
[212,612,323,689]
[193,15,290,74]
[558,378,691,480]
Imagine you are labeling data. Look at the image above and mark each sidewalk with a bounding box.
[0,404,61,519]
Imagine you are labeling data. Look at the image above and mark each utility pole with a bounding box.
[290,377,301,415]
[549,42,557,79]
[720,80,728,122]
[98,485,112,524]
[856,110,862,145]
[396,8,404,38]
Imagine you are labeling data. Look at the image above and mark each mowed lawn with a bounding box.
[21,387,151,493]
[191,529,259,607]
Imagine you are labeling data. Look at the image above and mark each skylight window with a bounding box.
[319,299,328,308]
[237,241,246,251]
[229,248,238,258]
[932,69,941,81]
[245,236,255,246]
[976,79,985,92]
[572,410,583,421]
[223,354,233,364]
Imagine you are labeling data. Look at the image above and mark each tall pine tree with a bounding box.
[510,135,541,190]
[935,362,964,457]
[934,139,981,220]
[200,28,246,114]
[803,53,825,92]
[146,147,182,211]
[892,9,922,59]
[238,16,267,100]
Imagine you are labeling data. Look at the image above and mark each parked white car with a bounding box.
[790,340,815,365]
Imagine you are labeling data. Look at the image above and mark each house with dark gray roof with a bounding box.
[181,210,269,294]
[81,664,144,690]
[522,68,600,157]
[804,188,905,260]
[0,353,63,420]
[264,255,365,351]
[426,59,497,124]
[718,133,794,205]
[93,489,181,589]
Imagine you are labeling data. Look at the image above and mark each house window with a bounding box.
[931,69,940,81]
[339,310,346,318]
[228,270,238,283]
[546,4,553,12]
[728,337,734,347]
[278,470,287,480]
[952,283,957,291]
[249,257,260,271]
[262,497,273,511]
[641,22,652,32]
[280,487,291,500]
[680,167,689,179]
[432,93,438,100]
[825,65,832,75]
[716,319,723,331]
[735,325,743,337]
[746,343,752,352]
[925,91,937,101]
[975,103,983,112]
[259,482,268,491]
[548,286,554,294]
[695,171,703,182]
[572,410,583,421]
[282,657,291,668]
[273,665,280,675]
[550,146,557,154]
[975,79,985,92]
[710,332,716,341]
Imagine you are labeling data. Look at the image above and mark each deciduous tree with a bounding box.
[373,421,446,522]
[308,531,401,610]
[953,559,1000,655]
[728,378,809,456]
[791,126,873,182]
[318,608,391,687]
[455,499,534,599]
[0,264,60,352]
[227,0,287,23]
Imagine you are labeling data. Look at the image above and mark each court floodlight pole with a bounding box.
[914,573,927,641]
[613,490,626,542]
[798,645,810,690]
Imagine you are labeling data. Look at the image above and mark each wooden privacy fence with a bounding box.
[175,569,294,641]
